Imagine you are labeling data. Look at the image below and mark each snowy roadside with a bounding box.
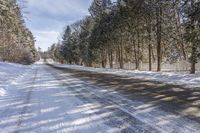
[52,63,200,88]
[0,62,199,132]
[0,62,32,97]
[51,65,200,133]
[0,64,160,133]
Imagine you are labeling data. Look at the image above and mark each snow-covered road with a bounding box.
[0,64,200,133]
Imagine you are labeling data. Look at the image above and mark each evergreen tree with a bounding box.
[49,0,200,73]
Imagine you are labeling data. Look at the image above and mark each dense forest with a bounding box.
[48,0,200,73]
[0,0,37,64]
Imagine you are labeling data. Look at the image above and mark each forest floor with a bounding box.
[0,62,200,133]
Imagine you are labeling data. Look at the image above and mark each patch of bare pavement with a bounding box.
[49,64,200,133]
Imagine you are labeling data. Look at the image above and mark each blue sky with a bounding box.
[20,0,92,51]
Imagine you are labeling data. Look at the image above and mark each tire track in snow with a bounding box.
[0,67,33,126]
[14,69,38,133]
[48,67,159,133]
[50,66,200,133]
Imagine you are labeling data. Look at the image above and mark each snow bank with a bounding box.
[35,59,45,64]
[54,64,200,88]
[35,58,55,64]
[0,62,27,72]
[0,62,30,97]
[46,58,55,63]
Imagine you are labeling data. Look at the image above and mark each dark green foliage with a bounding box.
[48,0,200,73]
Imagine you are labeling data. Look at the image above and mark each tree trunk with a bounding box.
[101,49,107,68]
[190,0,196,74]
[190,45,196,74]
[156,4,162,72]
[136,20,140,70]
[108,45,113,68]
[110,51,113,68]
[119,32,124,69]
[147,19,152,71]
[149,43,152,71]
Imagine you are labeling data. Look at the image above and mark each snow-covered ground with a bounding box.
[0,62,200,133]
[53,64,200,88]
[0,62,32,97]
[0,62,158,133]
[35,59,45,64]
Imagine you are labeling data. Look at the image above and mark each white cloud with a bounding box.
[33,30,60,51]
[22,0,92,51]
[27,0,91,16]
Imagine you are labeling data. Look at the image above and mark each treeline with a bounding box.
[0,0,38,64]
[48,0,200,73]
